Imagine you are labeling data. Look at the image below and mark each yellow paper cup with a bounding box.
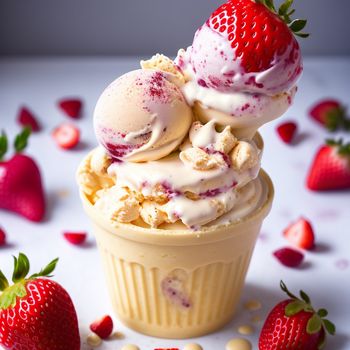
[78,160,273,338]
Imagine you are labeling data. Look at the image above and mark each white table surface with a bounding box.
[0,57,349,350]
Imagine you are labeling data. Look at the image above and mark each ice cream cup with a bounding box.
[78,158,274,338]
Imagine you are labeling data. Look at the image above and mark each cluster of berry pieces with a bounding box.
[18,97,82,149]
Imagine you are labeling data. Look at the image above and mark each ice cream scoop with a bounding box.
[179,0,302,96]
[94,69,193,162]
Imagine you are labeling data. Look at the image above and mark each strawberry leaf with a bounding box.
[264,0,276,12]
[307,314,322,334]
[317,308,328,317]
[14,127,31,153]
[299,289,310,304]
[30,257,59,278]
[289,19,307,32]
[295,32,310,38]
[285,300,305,316]
[279,0,293,16]
[0,130,8,161]
[12,253,30,283]
[0,270,9,291]
[323,319,336,335]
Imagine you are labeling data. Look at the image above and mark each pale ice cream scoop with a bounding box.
[94,69,193,162]
[178,0,302,96]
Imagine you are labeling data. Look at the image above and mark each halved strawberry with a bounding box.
[63,232,87,245]
[58,98,82,119]
[273,247,304,268]
[283,217,315,250]
[307,139,350,191]
[17,106,41,132]
[0,227,6,246]
[90,315,113,339]
[52,123,80,150]
[276,121,297,144]
[309,99,349,131]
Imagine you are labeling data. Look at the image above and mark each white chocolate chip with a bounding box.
[237,324,254,335]
[120,345,140,350]
[230,141,259,172]
[244,299,262,311]
[226,338,252,350]
[183,343,203,350]
[86,333,102,347]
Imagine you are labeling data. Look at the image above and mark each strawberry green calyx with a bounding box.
[280,280,336,349]
[256,0,309,38]
[325,105,349,132]
[0,127,32,161]
[0,131,8,161]
[326,139,350,156]
[14,127,31,153]
[0,253,59,310]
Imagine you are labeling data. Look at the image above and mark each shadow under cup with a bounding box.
[78,154,274,339]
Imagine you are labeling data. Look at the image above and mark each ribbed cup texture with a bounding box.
[97,242,255,338]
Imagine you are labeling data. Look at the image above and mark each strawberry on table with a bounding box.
[17,106,41,132]
[0,128,45,221]
[283,217,315,250]
[273,247,304,268]
[276,121,298,144]
[52,123,80,149]
[307,139,350,191]
[309,99,350,131]
[63,231,87,245]
[259,281,335,350]
[90,315,114,339]
[58,98,83,119]
[0,253,80,350]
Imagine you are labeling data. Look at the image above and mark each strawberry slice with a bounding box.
[58,98,82,119]
[0,227,6,246]
[306,139,350,191]
[90,315,114,339]
[17,106,41,132]
[276,121,297,144]
[273,247,304,268]
[63,231,87,245]
[309,99,349,131]
[283,218,315,250]
[52,123,80,149]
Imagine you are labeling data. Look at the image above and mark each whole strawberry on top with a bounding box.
[0,128,45,221]
[0,253,80,350]
[307,139,350,191]
[259,281,335,350]
[185,0,308,95]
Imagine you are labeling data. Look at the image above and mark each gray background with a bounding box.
[1,0,349,56]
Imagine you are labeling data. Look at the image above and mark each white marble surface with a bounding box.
[0,57,349,349]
